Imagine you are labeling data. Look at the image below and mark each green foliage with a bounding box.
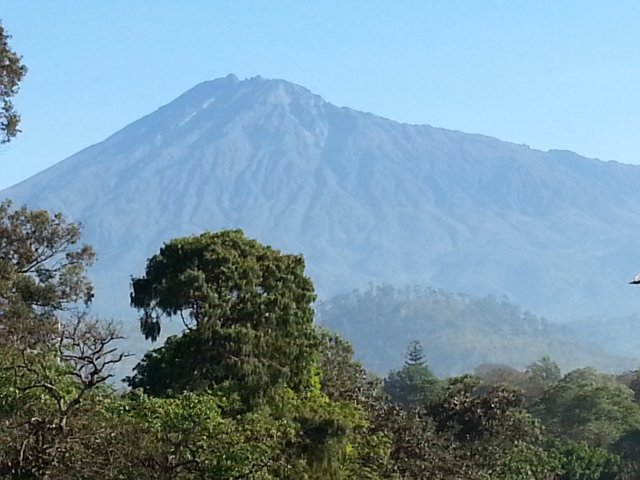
[527,355,562,385]
[474,359,560,405]
[617,368,640,403]
[431,385,532,443]
[434,386,559,480]
[0,203,124,479]
[75,385,392,480]
[383,341,442,408]
[278,384,369,478]
[384,363,442,409]
[373,383,559,479]
[552,440,619,480]
[0,200,95,331]
[532,368,640,447]
[0,23,26,144]
[611,429,640,479]
[2,205,637,477]
[315,328,374,403]
[1,372,391,479]
[99,391,300,479]
[474,363,530,392]
[379,406,459,479]
[125,330,218,398]
[0,313,126,478]
[128,229,318,406]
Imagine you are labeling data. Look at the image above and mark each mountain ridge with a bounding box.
[3,75,640,333]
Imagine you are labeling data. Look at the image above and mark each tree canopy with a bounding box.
[0,202,125,478]
[532,367,640,448]
[0,23,26,144]
[128,229,318,405]
[0,199,95,345]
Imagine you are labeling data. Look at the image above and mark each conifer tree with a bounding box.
[384,341,442,408]
[405,340,426,366]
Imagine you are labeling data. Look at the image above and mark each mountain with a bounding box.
[3,74,640,357]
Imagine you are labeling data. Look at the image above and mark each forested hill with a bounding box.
[3,74,640,325]
[317,285,636,376]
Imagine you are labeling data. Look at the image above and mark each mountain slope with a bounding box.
[3,74,640,332]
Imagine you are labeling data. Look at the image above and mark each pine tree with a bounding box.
[405,340,426,366]
[384,341,442,408]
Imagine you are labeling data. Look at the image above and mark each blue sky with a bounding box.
[2,1,640,190]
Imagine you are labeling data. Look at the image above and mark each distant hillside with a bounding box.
[571,314,640,360]
[3,74,640,349]
[316,285,635,376]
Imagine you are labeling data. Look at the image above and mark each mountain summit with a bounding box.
[3,75,640,325]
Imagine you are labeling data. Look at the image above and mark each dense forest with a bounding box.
[2,200,640,479]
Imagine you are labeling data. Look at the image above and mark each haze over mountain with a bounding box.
[317,285,635,376]
[3,74,640,357]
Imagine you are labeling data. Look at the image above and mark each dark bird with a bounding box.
[629,274,640,284]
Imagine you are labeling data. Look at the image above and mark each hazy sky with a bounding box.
[2,1,640,190]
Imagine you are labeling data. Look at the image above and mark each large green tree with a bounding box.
[128,229,318,406]
[0,23,26,144]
